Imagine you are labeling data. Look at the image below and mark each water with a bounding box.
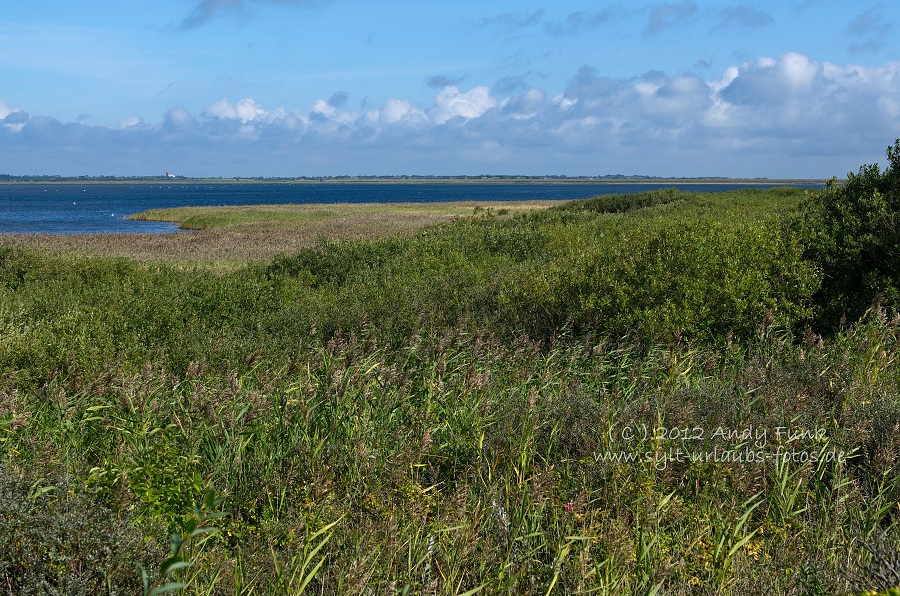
[0,182,823,234]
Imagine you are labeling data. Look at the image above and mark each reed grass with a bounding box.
[1,187,898,594]
[0,201,552,266]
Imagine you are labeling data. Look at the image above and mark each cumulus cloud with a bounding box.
[429,86,497,124]
[3,54,900,177]
[119,116,144,128]
[366,98,427,126]
[501,88,547,120]
[635,73,712,126]
[204,98,268,122]
[719,52,819,104]
[1,103,28,133]
[309,98,354,123]
[0,100,17,120]
[163,107,199,132]
[560,66,619,111]
[713,55,900,158]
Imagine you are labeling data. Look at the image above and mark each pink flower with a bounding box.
[564,503,574,513]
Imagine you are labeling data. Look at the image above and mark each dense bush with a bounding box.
[493,214,817,342]
[550,187,684,214]
[801,140,900,331]
[258,188,818,345]
[0,464,164,594]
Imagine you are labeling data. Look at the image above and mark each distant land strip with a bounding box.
[0,174,827,185]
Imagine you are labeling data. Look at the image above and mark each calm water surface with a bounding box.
[0,182,822,234]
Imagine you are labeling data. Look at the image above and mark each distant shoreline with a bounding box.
[0,176,827,185]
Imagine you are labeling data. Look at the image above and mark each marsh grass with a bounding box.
[0,201,553,266]
[4,321,899,593]
[1,187,899,593]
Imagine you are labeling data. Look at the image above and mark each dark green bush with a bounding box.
[493,214,817,343]
[0,464,164,594]
[800,139,900,331]
[265,237,408,287]
[552,187,684,214]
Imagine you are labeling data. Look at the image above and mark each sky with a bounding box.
[1,1,899,178]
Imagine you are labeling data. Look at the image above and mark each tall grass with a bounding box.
[1,187,899,593]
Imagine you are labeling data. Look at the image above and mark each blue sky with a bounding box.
[2,1,899,177]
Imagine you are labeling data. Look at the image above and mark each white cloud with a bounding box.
[429,86,497,124]
[309,99,356,125]
[879,96,900,120]
[119,116,144,128]
[0,100,14,120]
[552,95,577,110]
[205,98,268,123]
[380,99,414,124]
[3,54,900,177]
[719,52,822,104]
[0,101,27,132]
[163,107,198,132]
[501,88,546,120]
[367,98,427,125]
[779,52,818,90]
[635,74,711,126]
[709,66,739,93]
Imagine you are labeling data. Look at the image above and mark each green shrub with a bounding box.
[552,187,684,214]
[494,214,817,343]
[0,464,164,594]
[800,139,900,331]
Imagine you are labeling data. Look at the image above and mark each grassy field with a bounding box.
[1,172,899,594]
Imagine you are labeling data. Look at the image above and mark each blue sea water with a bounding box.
[0,182,823,234]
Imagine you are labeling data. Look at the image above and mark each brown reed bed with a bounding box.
[0,200,554,265]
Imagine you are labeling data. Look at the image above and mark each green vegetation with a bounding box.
[2,146,900,593]
[799,140,900,332]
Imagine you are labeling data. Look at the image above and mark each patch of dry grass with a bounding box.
[0,201,554,265]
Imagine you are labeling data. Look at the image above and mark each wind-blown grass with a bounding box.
[1,186,898,594]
